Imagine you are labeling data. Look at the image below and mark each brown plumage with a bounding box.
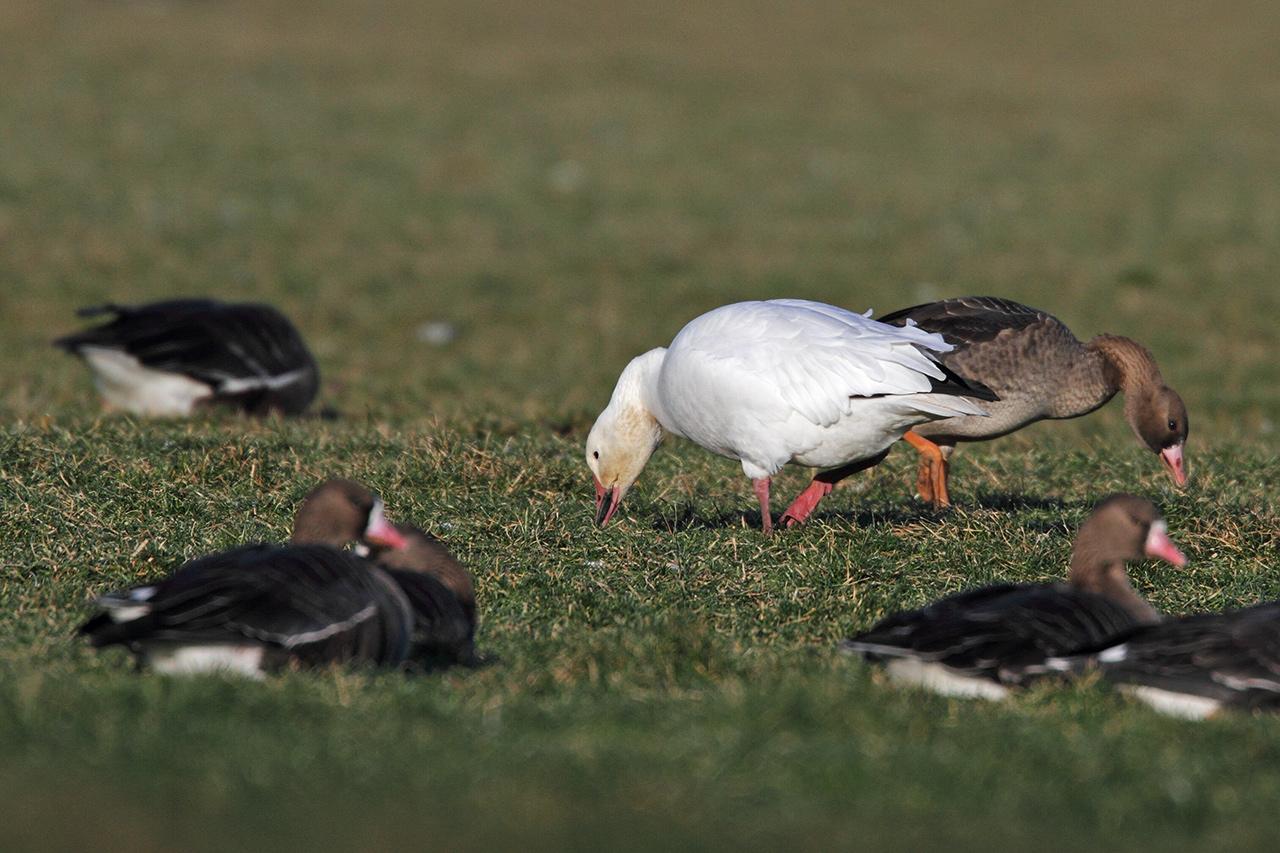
[293,481,477,666]
[54,299,319,417]
[368,524,478,666]
[879,297,1189,507]
[291,479,406,551]
[841,494,1187,697]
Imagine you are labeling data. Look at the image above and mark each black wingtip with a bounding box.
[928,360,1000,402]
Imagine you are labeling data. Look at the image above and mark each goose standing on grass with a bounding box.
[877,297,1189,507]
[841,494,1187,699]
[1027,601,1280,720]
[78,480,417,676]
[55,299,320,416]
[586,299,996,533]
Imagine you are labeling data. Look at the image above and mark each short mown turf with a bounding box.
[2,1,1279,850]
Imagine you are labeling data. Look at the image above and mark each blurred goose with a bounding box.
[291,478,406,550]
[841,494,1187,699]
[878,297,1189,507]
[55,299,319,416]
[368,523,478,667]
[78,544,416,676]
[586,299,995,533]
[78,479,412,676]
[1034,601,1280,720]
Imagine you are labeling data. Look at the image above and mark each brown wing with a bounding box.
[878,297,1056,346]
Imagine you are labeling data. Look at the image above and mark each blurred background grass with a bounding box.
[2,0,1277,430]
[2,1,1280,850]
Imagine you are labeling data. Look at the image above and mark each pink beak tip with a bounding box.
[1145,526,1188,568]
[365,518,408,550]
[1160,445,1188,488]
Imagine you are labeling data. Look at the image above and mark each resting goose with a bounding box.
[369,523,478,667]
[841,494,1187,699]
[585,299,995,533]
[79,479,412,676]
[55,299,319,416]
[1032,601,1280,720]
[78,544,416,676]
[878,297,1189,507]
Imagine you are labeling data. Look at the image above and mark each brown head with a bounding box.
[369,523,476,611]
[290,479,408,550]
[1067,493,1187,624]
[1090,335,1190,488]
[1128,386,1189,488]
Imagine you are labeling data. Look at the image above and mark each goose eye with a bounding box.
[1167,419,1177,431]
[592,450,600,460]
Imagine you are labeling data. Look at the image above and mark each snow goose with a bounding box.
[1031,601,1280,720]
[841,494,1187,699]
[55,299,319,416]
[78,479,411,676]
[878,297,1189,507]
[585,299,996,533]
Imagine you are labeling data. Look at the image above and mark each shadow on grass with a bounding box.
[970,490,1075,513]
[651,491,1095,534]
[649,504,952,533]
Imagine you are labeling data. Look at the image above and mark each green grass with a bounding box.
[2,0,1280,849]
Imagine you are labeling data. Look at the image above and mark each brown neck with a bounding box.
[1086,335,1168,430]
[1068,551,1160,625]
[1086,335,1165,394]
[378,537,476,608]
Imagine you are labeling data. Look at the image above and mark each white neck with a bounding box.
[608,348,669,428]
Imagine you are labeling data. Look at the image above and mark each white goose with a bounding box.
[585,299,995,533]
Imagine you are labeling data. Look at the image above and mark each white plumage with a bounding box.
[79,346,214,416]
[586,299,992,531]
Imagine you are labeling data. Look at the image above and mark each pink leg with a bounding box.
[779,481,834,528]
[779,448,892,528]
[753,477,773,535]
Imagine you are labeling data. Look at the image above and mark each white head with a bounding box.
[585,350,666,526]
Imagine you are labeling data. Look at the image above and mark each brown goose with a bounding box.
[297,484,477,666]
[1025,600,1280,720]
[77,544,417,676]
[878,297,1189,507]
[841,495,1187,699]
[79,479,415,676]
[367,523,478,667]
[290,478,407,550]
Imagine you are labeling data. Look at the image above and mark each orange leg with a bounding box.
[902,430,951,509]
[932,452,951,508]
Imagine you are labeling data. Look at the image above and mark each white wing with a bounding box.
[668,300,960,427]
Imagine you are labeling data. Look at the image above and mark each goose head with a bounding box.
[585,351,667,527]
[1068,493,1187,623]
[290,479,408,550]
[586,404,663,527]
[1128,386,1189,487]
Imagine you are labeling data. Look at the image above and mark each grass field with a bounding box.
[2,0,1279,849]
